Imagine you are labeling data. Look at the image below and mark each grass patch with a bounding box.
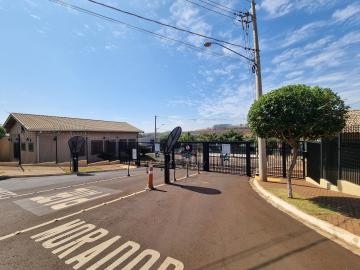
[268,188,338,217]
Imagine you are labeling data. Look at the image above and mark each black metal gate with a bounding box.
[117,140,305,178]
[207,142,252,175]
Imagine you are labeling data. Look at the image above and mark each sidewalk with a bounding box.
[257,178,360,236]
[0,164,131,178]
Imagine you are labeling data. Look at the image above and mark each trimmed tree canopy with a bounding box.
[248,84,348,198]
[0,126,6,139]
[248,85,348,145]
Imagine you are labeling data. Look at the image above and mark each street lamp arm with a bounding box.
[204,41,255,64]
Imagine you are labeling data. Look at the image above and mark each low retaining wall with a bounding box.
[306,177,360,197]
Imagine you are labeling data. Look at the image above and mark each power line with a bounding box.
[88,0,254,51]
[199,0,239,13]
[183,0,237,19]
[50,0,242,60]
[196,0,238,15]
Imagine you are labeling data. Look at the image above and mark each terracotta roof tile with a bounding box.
[347,110,360,127]
[4,113,142,133]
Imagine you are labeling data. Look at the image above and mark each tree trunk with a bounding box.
[287,143,299,199]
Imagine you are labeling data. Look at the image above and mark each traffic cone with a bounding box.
[147,163,154,190]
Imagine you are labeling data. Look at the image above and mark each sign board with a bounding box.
[155,143,161,158]
[164,127,182,154]
[68,136,85,156]
[222,144,231,161]
[132,148,137,160]
[182,144,193,159]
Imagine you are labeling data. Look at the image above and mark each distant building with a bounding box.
[3,113,142,164]
[346,110,360,128]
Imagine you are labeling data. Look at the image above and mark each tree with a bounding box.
[248,84,348,198]
[218,129,243,141]
[159,132,170,144]
[197,132,218,142]
[0,126,6,139]
[179,132,197,142]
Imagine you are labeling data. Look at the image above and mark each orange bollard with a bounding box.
[147,163,154,190]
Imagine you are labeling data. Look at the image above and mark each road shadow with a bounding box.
[76,173,96,177]
[309,196,360,218]
[152,188,167,192]
[193,230,326,270]
[170,182,221,195]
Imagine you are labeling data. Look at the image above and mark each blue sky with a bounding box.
[0,0,359,132]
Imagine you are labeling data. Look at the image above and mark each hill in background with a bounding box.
[140,124,252,142]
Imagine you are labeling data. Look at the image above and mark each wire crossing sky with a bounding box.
[0,0,359,132]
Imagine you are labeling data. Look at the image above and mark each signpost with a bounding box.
[222,144,231,162]
[128,147,138,177]
[155,143,160,158]
[182,144,193,178]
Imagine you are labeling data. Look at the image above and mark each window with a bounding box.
[78,143,85,156]
[128,139,137,148]
[105,140,116,154]
[28,142,34,152]
[21,143,26,151]
[91,140,103,155]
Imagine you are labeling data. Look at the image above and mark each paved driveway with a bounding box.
[0,171,359,269]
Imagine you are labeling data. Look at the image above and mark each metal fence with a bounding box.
[266,142,305,179]
[341,126,360,185]
[306,126,360,186]
[116,140,305,178]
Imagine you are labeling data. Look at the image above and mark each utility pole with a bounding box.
[251,0,267,181]
[154,115,157,143]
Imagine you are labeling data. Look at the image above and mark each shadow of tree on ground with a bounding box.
[310,196,360,218]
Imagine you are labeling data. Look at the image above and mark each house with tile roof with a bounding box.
[2,113,142,164]
[345,110,360,131]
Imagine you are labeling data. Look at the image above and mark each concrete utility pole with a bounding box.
[154,115,157,143]
[251,0,267,181]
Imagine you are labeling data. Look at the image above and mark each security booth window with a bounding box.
[21,143,26,151]
[118,139,128,161]
[105,140,116,154]
[78,142,85,156]
[128,139,137,149]
[91,140,103,155]
[28,142,34,152]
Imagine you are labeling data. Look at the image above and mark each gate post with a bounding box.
[302,142,306,179]
[245,142,251,177]
[282,142,287,178]
[203,142,209,172]
[172,148,176,169]
[164,154,171,184]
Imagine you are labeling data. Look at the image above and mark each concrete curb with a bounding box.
[0,173,68,180]
[0,167,140,180]
[250,178,360,256]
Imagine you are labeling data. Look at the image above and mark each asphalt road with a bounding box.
[0,170,359,269]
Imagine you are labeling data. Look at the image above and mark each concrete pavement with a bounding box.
[0,171,359,269]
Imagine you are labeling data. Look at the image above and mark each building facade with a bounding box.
[3,113,142,164]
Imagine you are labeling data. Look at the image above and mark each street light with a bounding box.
[203,9,268,182]
[203,41,256,66]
